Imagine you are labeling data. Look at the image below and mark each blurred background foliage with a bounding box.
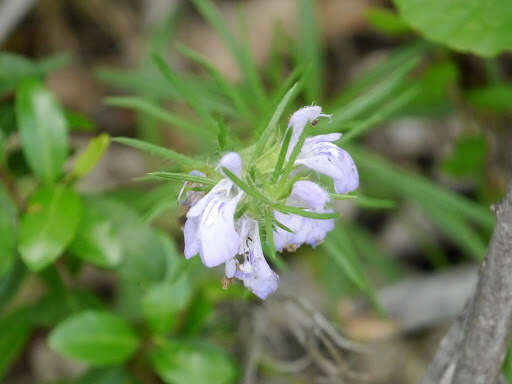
[0,0,511,383]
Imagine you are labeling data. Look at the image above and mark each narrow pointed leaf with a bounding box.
[113,137,206,169]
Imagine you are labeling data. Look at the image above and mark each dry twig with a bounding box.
[423,184,512,384]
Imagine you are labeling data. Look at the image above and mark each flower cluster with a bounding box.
[181,106,359,299]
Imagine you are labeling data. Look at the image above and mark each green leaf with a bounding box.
[349,145,494,231]
[65,111,96,132]
[152,53,218,133]
[271,126,292,183]
[442,134,486,178]
[0,309,31,378]
[30,290,104,327]
[105,96,213,139]
[113,137,206,169]
[465,84,512,112]
[143,274,192,334]
[176,44,253,120]
[297,0,323,102]
[151,340,237,384]
[70,134,110,180]
[0,185,17,276]
[49,310,139,365]
[73,367,139,384]
[143,172,216,187]
[0,52,69,95]
[365,7,411,36]
[0,53,36,94]
[273,204,339,220]
[18,186,82,271]
[251,82,300,163]
[323,225,379,308]
[221,167,269,204]
[393,0,512,56]
[16,78,69,184]
[68,200,122,269]
[190,0,267,112]
[340,86,420,142]
[0,260,26,310]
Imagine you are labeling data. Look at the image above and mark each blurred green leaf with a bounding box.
[0,185,17,276]
[65,111,96,132]
[16,78,69,184]
[151,339,237,384]
[190,0,267,112]
[177,44,253,121]
[0,102,16,137]
[113,137,206,169]
[323,225,379,308]
[105,97,213,139]
[69,199,122,269]
[442,134,486,178]
[0,260,26,310]
[143,274,192,334]
[0,53,36,94]
[180,292,214,336]
[49,310,139,365]
[69,134,110,180]
[152,53,218,134]
[0,52,70,95]
[0,309,31,378]
[393,0,512,56]
[30,290,104,327]
[405,60,459,116]
[349,145,494,231]
[18,186,82,271]
[84,197,169,319]
[466,84,512,112]
[365,7,411,36]
[73,367,139,384]
[317,55,420,135]
[297,0,323,102]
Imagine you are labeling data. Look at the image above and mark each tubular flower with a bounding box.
[183,153,244,267]
[273,180,335,252]
[173,105,359,300]
[225,217,279,299]
[286,106,359,194]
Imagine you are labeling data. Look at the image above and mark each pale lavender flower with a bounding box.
[286,106,359,194]
[285,106,332,160]
[183,153,244,267]
[273,180,335,252]
[225,217,279,300]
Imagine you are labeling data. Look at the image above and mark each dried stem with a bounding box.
[423,183,512,384]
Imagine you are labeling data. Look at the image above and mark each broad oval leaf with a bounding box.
[151,340,237,384]
[18,186,82,271]
[69,200,122,269]
[393,0,512,57]
[49,310,139,365]
[142,275,192,334]
[16,78,69,184]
